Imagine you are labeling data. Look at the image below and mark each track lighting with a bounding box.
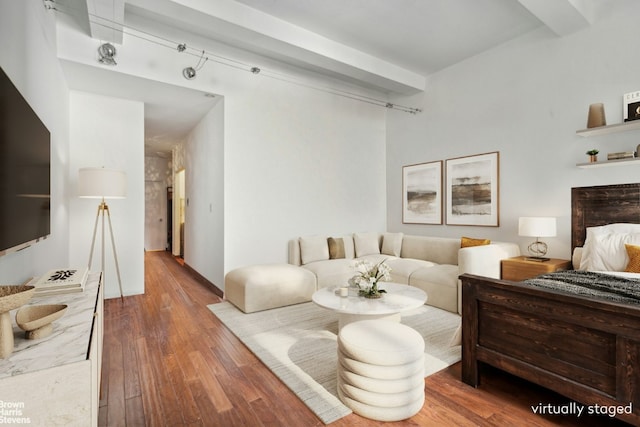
[97,43,117,66]
[44,1,422,113]
[181,49,208,80]
[182,67,196,80]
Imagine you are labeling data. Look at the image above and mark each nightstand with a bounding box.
[501,256,571,281]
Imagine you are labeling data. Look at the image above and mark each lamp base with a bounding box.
[524,256,550,262]
[527,239,549,261]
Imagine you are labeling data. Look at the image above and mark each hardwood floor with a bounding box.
[98,251,630,426]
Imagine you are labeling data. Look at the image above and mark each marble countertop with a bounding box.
[0,273,101,379]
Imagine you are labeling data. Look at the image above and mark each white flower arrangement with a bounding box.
[348,259,391,298]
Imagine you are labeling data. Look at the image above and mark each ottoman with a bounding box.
[224,264,316,313]
[337,320,425,422]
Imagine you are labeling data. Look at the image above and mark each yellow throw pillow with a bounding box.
[461,236,491,248]
[624,243,640,273]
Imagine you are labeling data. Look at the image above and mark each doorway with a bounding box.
[173,169,186,258]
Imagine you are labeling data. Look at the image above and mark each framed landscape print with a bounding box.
[445,152,499,226]
[402,161,443,224]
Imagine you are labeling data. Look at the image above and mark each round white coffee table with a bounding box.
[312,282,427,330]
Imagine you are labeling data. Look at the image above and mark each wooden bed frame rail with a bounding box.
[461,273,640,425]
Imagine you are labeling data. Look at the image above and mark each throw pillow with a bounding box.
[381,232,404,257]
[299,236,330,265]
[625,244,640,273]
[353,232,381,257]
[461,236,491,248]
[328,237,346,259]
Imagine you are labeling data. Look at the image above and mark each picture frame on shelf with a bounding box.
[445,151,499,227]
[402,160,443,224]
[624,90,640,122]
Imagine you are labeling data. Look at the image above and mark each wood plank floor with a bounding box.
[98,251,630,426]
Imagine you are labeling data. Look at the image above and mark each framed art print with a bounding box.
[445,152,499,226]
[402,160,443,224]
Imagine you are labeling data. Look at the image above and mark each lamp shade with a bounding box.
[78,167,126,199]
[518,217,556,237]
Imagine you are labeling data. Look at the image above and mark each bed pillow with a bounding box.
[586,223,640,237]
[580,232,640,271]
[625,244,640,273]
[299,236,329,265]
[353,232,380,257]
[461,236,491,248]
[381,232,403,256]
[328,237,346,259]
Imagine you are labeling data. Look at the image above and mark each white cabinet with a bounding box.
[0,273,103,426]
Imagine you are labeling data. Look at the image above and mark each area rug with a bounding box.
[207,301,461,424]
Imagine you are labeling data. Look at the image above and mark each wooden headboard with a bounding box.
[571,183,640,252]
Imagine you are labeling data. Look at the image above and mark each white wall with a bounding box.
[183,99,225,286]
[56,12,387,290]
[223,77,386,275]
[0,0,70,283]
[68,91,145,298]
[386,1,640,260]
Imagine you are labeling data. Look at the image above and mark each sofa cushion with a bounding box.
[400,235,459,266]
[302,259,355,288]
[382,232,404,257]
[358,254,396,265]
[343,235,356,259]
[409,264,459,313]
[385,258,434,284]
[354,233,381,257]
[300,236,330,265]
[329,237,346,259]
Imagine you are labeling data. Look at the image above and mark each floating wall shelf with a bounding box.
[576,120,640,137]
[576,158,640,168]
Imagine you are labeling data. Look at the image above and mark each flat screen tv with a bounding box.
[0,67,50,256]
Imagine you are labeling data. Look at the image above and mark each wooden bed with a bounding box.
[461,183,640,426]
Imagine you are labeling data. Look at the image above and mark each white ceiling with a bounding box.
[60,0,598,155]
[232,0,544,76]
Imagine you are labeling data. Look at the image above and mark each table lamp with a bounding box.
[78,167,126,300]
[518,217,556,262]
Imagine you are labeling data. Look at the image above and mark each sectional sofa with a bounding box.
[225,232,520,314]
[288,232,519,314]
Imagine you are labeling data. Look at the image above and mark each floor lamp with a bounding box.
[78,167,127,300]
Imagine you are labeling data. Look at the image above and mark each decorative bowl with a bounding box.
[0,285,35,313]
[0,285,35,358]
[16,304,68,340]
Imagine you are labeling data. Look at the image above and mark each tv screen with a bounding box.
[0,67,50,256]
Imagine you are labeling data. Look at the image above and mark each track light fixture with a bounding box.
[97,42,117,66]
[45,1,422,114]
[182,67,196,80]
[181,49,208,80]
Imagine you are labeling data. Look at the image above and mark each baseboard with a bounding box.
[183,262,224,298]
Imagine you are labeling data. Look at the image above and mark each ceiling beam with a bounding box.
[518,0,592,37]
[127,0,426,94]
[86,0,124,43]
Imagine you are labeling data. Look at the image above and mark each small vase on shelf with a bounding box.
[586,149,599,163]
